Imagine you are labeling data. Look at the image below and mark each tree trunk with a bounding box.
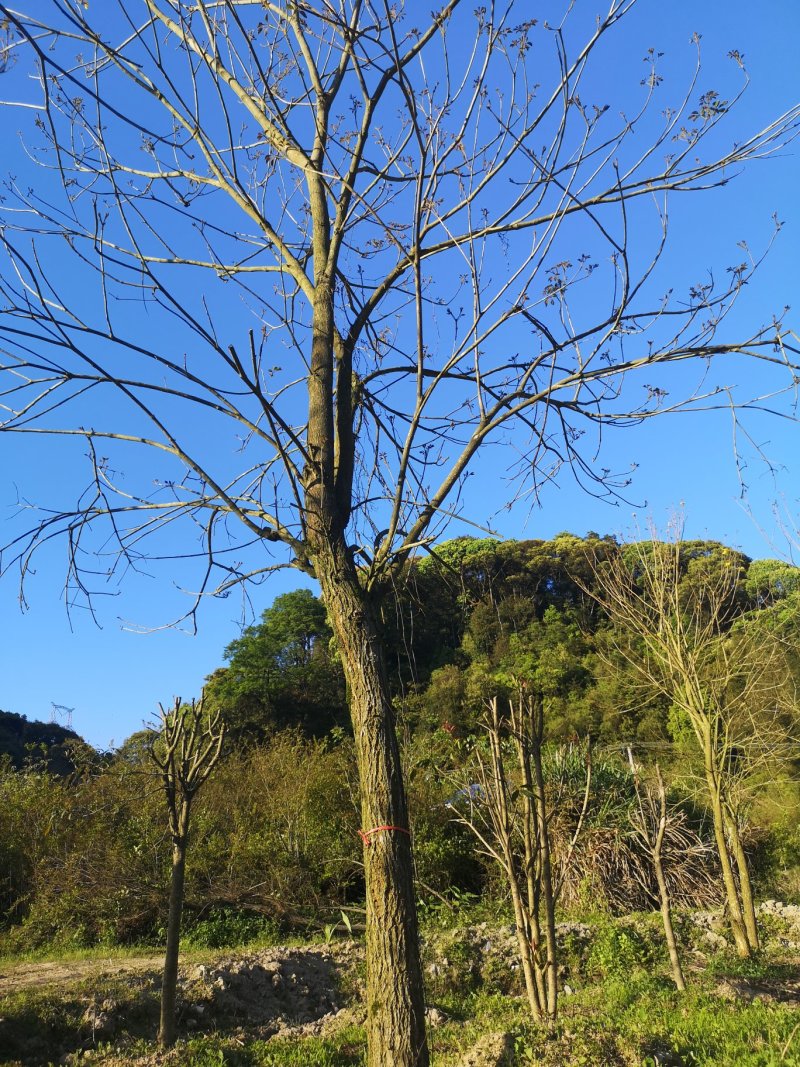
[725,810,760,953]
[531,722,558,1022]
[159,834,187,1049]
[319,560,428,1067]
[488,701,544,1023]
[707,782,751,958]
[651,766,686,992]
[653,849,686,991]
[508,859,546,1023]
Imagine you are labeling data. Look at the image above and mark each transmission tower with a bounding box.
[50,703,75,730]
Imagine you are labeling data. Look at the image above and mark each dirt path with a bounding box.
[0,955,164,995]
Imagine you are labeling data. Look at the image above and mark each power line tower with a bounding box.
[50,703,75,730]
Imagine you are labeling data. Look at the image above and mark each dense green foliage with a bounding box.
[0,734,362,951]
[204,590,347,740]
[0,710,90,773]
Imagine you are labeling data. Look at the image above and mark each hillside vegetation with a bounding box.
[2,534,799,1065]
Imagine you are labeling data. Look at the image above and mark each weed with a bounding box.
[323,910,354,945]
[182,909,283,949]
[585,917,657,980]
[174,1027,366,1066]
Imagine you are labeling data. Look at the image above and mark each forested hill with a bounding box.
[202,533,800,746]
[4,534,798,761]
[0,709,89,773]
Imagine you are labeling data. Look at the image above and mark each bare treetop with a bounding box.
[1,0,798,617]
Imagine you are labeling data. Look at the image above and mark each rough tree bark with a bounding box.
[316,551,428,1064]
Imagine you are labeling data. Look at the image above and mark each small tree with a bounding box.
[451,689,590,1026]
[585,524,787,957]
[149,696,225,1049]
[626,754,686,991]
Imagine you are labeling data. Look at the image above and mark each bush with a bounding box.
[585,918,658,981]
[0,730,361,952]
[189,733,361,919]
[182,909,282,949]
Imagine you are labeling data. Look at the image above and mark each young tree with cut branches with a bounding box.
[450,690,590,1026]
[150,695,225,1049]
[626,754,686,991]
[1,3,799,1062]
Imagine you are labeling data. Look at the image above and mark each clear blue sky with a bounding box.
[1,1,798,750]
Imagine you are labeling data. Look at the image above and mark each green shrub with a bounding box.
[183,909,281,949]
[586,919,656,980]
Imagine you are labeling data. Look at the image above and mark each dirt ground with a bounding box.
[0,955,165,996]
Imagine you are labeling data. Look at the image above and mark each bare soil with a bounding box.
[0,955,164,996]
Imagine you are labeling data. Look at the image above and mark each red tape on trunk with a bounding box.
[357,825,411,846]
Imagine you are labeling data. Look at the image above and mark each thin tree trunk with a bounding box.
[653,852,686,991]
[509,858,546,1023]
[708,782,751,957]
[725,810,760,953]
[151,701,223,1051]
[159,834,187,1049]
[514,751,547,1014]
[530,706,558,1022]
[320,561,428,1067]
[651,766,686,992]
[489,701,544,1023]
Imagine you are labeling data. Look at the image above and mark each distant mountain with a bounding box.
[0,709,94,773]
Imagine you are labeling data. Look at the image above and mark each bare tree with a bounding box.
[585,523,788,957]
[149,695,225,1049]
[0,3,798,1062]
[626,753,686,991]
[451,691,590,1025]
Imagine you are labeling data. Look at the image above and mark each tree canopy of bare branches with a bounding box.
[585,521,792,957]
[1,3,799,1062]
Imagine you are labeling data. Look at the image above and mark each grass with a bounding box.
[0,928,302,970]
[3,913,800,1066]
[141,1027,368,1067]
[423,969,800,1066]
[0,973,158,1066]
[0,941,160,967]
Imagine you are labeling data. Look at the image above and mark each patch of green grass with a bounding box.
[417,889,512,934]
[427,992,525,1066]
[561,968,800,1067]
[426,939,800,1067]
[169,1027,367,1067]
[0,971,161,1066]
[181,909,285,950]
[0,941,156,967]
[0,987,88,1066]
[704,949,797,981]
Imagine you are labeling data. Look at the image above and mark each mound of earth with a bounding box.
[178,944,356,1035]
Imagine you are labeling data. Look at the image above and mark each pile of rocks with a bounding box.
[689,901,800,952]
[180,945,350,1033]
[688,909,730,950]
